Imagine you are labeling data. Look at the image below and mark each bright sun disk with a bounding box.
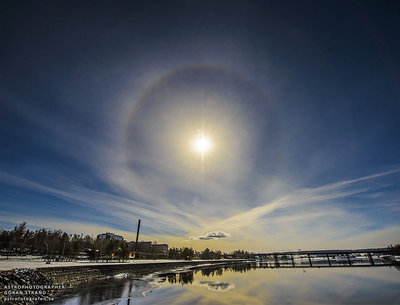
[194,135,211,154]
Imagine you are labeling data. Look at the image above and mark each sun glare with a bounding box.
[192,132,213,170]
[194,135,211,154]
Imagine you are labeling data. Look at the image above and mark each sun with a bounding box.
[194,135,212,154]
[192,131,213,170]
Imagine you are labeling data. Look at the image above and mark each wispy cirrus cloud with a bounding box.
[0,164,399,251]
[180,168,400,250]
[210,168,400,231]
[1,86,399,251]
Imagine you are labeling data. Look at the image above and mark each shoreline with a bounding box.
[35,259,246,287]
[0,259,247,304]
[0,258,208,272]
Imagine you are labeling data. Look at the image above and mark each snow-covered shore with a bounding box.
[0,257,239,271]
[0,258,200,271]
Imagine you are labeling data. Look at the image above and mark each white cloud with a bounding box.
[190,231,231,240]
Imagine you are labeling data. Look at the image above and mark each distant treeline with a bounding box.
[167,247,250,260]
[0,222,129,259]
[0,222,251,260]
[388,244,400,255]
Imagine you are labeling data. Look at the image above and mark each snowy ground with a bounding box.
[0,257,205,271]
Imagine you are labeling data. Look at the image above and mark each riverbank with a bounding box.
[0,257,193,271]
[37,260,245,287]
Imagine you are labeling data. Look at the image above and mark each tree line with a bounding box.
[388,244,400,255]
[167,247,250,260]
[0,222,129,260]
[0,222,251,260]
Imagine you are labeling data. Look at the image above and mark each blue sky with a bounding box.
[0,1,399,251]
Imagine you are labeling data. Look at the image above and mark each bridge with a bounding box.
[252,248,394,267]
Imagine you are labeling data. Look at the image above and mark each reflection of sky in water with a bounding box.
[50,278,160,305]
[133,267,400,305]
[51,265,400,305]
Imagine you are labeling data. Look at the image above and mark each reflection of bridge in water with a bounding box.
[253,248,397,268]
[156,257,399,289]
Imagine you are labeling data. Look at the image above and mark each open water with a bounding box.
[48,262,400,305]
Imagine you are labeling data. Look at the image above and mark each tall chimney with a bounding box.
[134,219,141,258]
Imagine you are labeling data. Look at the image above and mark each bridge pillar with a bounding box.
[326,254,331,267]
[367,252,375,266]
[346,253,352,265]
[274,254,280,267]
